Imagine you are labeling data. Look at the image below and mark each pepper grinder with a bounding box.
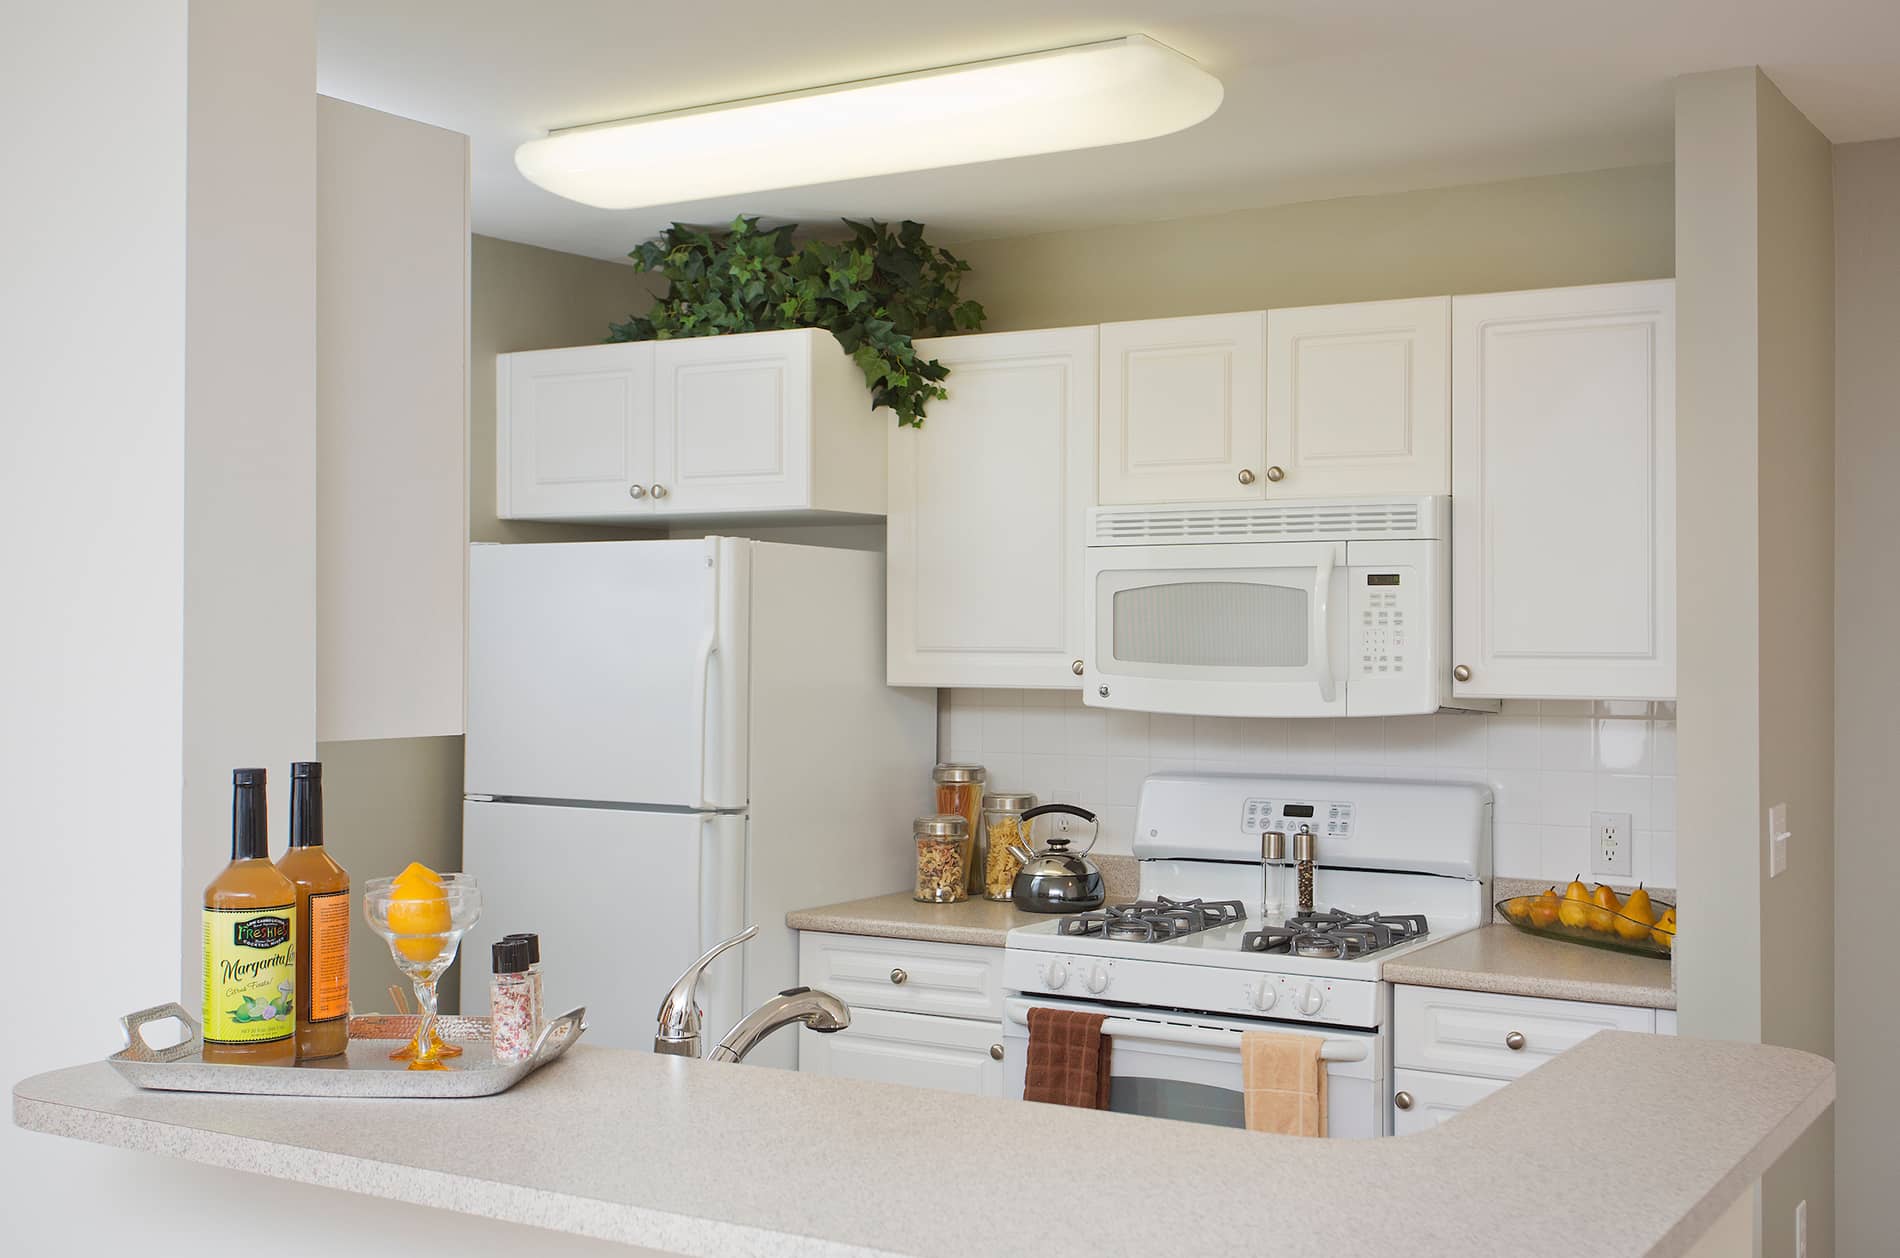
[1294,826,1317,915]
[1260,831,1288,922]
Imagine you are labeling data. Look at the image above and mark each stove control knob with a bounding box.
[1086,965,1110,995]
[1044,960,1069,990]
[1295,983,1326,1016]
[1249,980,1277,1012]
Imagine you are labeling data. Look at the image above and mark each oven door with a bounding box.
[1002,996,1387,1137]
[1082,540,1348,717]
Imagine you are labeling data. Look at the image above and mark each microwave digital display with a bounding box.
[1367,574,1402,586]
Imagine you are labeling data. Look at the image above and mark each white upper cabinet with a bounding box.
[1098,311,1267,504]
[497,328,883,523]
[499,343,656,520]
[1264,297,1451,496]
[887,327,1097,688]
[1451,280,1676,700]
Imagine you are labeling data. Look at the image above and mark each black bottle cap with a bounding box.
[231,768,268,860]
[503,932,541,964]
[289,761,323,848]
[492,938,532,975]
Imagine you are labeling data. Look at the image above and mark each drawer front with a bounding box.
[798,1007,1006,1097]
[798,933,1003,1019]
[1391,1067,1508,1135]
[1394,986,1655,1080]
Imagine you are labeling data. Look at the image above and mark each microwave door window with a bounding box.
[1110,579,1309,669]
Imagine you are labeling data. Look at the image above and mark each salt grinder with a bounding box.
[1261,830,1288,921]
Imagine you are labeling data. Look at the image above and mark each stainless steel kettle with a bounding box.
[1008,803,1105,913]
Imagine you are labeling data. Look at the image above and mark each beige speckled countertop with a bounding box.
[787,856,1138,947]
[15,1031,1829,1257]
[1384,925,1677,1009]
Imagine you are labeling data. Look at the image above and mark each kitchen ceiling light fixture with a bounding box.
[514,35,1222,210]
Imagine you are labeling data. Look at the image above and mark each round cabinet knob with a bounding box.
[1453,664,1472,683]
[650,484,669,500]
[1071,659,1085,676]
[1505,1030,1526,1051]
[1097,685,1110,699]
[1237,468,1256,486]
[1044,960,1069,990]
[889,968,907,985]
[1394,1090,1415,1111]
[1086,965,1110,995]
[1264,466,1285,483]
[1295,983,1326,1016]
[1249,980,1277,1012]
[989,1044,1004,1061]
[627,484,647,499]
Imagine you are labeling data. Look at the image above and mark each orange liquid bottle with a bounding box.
[202,768,298,1065]
[277,761,350,1061]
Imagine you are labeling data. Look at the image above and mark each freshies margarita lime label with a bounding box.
[203,906,297,1044]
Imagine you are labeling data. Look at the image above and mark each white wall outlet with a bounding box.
[1768,802,1791,877]
[1795,1198,1807,1258]
[1591,811,1633,878]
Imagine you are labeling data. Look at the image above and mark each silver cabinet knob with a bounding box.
[1237,468,1256,486]
[1264,466,1285,482]
[650,484,669,500]
[989,1044,1004,1061]
[1453,664,1473,683]
[1505,1030,1526,1051]
[1394,1090,1414,1111]
[1071,659,1084,676]
[627,484,647,499]
[889,968,907,985]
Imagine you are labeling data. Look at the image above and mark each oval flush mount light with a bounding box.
[515,34,1222,210]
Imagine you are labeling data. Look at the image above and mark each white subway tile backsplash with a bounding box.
[938,690,1676,879]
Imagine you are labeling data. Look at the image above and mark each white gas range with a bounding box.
[1002,773,1491,1137]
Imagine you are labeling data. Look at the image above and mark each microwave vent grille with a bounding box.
[1092,499,1428,543]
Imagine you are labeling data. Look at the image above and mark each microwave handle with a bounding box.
[1312,547,1337,704]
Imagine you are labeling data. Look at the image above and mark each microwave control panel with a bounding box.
[1353,570,1416,678]
[1242,797,1356,839]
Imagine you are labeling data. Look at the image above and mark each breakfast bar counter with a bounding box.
[15,1030,1828,1258]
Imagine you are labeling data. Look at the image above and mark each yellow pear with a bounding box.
[1503,896,1533,922]
[1558,877,1593,929]
[1588,883,1622,933]
[1616,885,1656,941]
[1528,888,1561,928]
[1650,905,1677,950]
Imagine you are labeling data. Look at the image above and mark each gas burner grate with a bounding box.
[1058,896,1246,943]
[1243,909,1429,958]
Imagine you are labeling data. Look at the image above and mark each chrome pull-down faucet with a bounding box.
[654,924,851,1062]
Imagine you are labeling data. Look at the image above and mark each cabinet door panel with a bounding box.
[1451,281,1675,699]
[1391,1067,1507,1135]
[798,1006,1005,1097]
[654,331,810,513]
[1265,297,1449,496]
[499,343,654,519]
[1394,985,1656,1081]
[1099,312,1266,505]
[888,327,1097,687]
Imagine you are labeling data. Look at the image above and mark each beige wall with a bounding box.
[1675,67,1836,1258]
[470,234,664,543]
[1832,137,1900,1258]
[955,164,1674,329]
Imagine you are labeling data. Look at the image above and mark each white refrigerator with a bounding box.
[461,537,936,1069]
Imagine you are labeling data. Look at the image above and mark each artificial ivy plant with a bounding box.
[607,216,985,427]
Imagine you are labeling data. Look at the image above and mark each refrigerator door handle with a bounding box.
[690,626,717,807]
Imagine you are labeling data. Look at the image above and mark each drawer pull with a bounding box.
[889,968,908,985]
[1394,1090,1414,1111]
[1505,1030,1526,1051]
[989,1044,1004,1061]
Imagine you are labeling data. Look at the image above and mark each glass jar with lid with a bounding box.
[931,763,986,893]
[980,791,1038,901]
[913,814,971,903]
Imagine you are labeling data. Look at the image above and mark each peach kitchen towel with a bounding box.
[1241,1030,1327,1136]
[1022,1006,1113,1108]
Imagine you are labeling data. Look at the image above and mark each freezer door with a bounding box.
[460,800,746,1052]
[466,538,748,808]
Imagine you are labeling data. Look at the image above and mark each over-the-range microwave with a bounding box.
[1081,495,1496,718]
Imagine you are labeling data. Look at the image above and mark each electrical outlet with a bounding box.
[1769,802,1791,878]
[1795,1198,1807,1258]
[1591,811,1633,878]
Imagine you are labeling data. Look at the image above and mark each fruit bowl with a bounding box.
[1497,890,1676,960]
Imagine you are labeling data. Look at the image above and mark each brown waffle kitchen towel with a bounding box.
[1023,1006,1112,1108]
[1241,1030,1327,1136]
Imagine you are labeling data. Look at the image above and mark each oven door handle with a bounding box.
[1009,1006,1368,1062]
[1312,546,1337,705]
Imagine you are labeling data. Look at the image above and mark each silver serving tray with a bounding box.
[109,1002,587,1098]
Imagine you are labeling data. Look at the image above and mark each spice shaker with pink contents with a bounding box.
[489,938,536,1064]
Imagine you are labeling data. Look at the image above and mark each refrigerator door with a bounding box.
[461,800,745,1051]
[466,538,749,809]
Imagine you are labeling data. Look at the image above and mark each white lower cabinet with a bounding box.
[1391,1067,1506,1135]
[797,932,1005,1097]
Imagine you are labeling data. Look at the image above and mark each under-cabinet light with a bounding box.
[515,35,1223,209]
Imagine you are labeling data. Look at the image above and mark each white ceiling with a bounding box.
[317,0,1900,261]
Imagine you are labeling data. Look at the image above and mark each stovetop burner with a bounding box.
[1058,896,1246,943]
[1240,908,1429,959]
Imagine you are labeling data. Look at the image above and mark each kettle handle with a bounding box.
[1020,803,1100,856]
